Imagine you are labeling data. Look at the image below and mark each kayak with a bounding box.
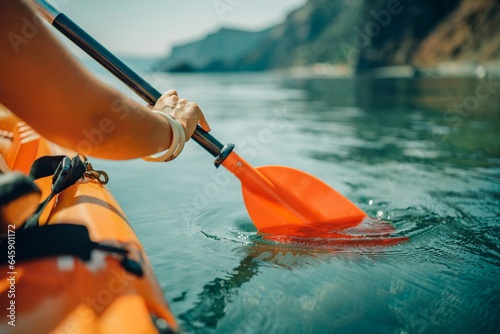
[0,107,178,333]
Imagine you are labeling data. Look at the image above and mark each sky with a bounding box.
[47,0,307,57]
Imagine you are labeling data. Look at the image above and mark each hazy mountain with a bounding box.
[156,28,271,72]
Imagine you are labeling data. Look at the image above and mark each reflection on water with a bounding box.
[98,70,500,333]
[177,233,407,333]
[286,76,499,169]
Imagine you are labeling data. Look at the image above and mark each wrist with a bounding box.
[142,111,186,162]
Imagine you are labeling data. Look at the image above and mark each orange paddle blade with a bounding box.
[222,152,367,235]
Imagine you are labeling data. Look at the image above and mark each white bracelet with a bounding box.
[168,114,186,158]
[141,111,186,162]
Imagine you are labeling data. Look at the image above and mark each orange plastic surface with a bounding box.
[222,151,407,245]
[0,112,178,333]
[222,152,367,234]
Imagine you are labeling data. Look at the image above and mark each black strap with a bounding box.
[29,155,87,190]
[0,223,144,277]
[0,172,40,205]
[29,155,67,180]
[1,224,94,263]
[24,155,86,230]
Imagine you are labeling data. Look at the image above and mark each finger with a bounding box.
[162,94,178,104]
[165,95,179,105]
[155,90,178,106]
[177,98,188,109]
[164,89,178,97]
[198,110,211,132]
[154,95,178,111]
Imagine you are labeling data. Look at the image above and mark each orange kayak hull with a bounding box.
[0,110,178,333]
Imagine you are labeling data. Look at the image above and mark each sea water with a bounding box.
[92,65,500,333]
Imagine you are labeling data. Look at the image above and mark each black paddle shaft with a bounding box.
[34,0,229,160]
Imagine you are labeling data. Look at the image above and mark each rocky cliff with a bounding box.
[413,0,500,66]
[157,0,500,72]
[356,0,500,70]
[234,0,361,70]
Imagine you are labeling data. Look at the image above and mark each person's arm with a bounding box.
[0,0,208,160]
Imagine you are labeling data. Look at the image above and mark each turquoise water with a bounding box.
[94,69,499,333]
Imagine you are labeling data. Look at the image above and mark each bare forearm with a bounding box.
[54,90,173,159]
[0,0,171,159]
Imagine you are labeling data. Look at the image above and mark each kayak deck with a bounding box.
[0,108,177,333]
